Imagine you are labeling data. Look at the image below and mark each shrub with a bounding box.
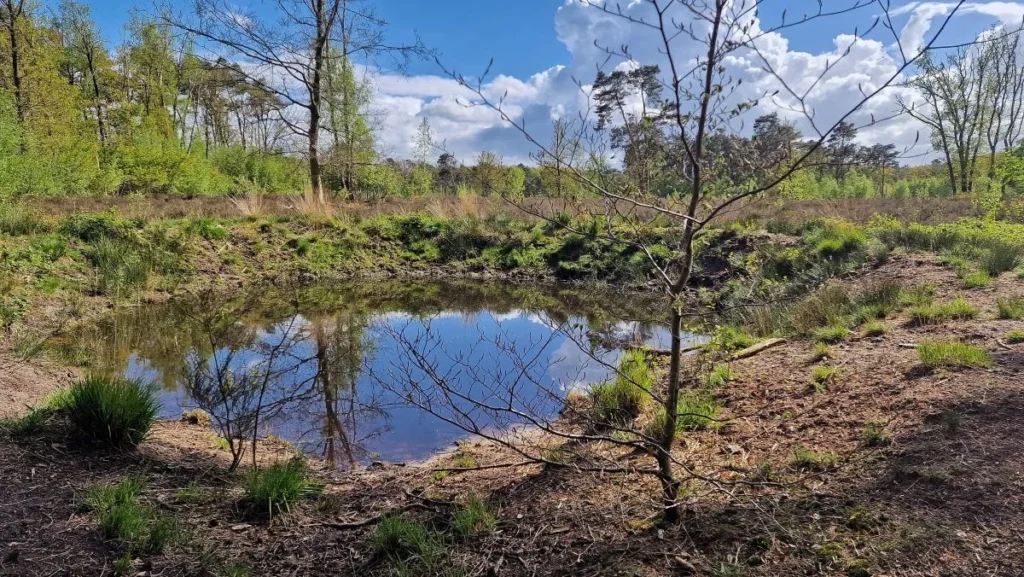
[863,321,887,337]
[979,243,1022,275]
[960,270,991,289]
[808,220,867,259]
[996,296,1024,320]
[917,342,991,369]
[61,211,137,242]
[1007,330,1024,344]
[452,495,496,536]
[707,326,756,352]
[243,457,321,517]
[66,376,160,450]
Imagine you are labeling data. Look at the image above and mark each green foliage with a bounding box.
[86,237,153,296]
[675,391,723,432]
[862,422,890,447]
[61,212,138,242]
[899,284,937,307]
[909,297,978,325]
[372,514,440,561]
[790,446,838,471]
[589,350,653,425]
[707,326,756,352]
[813,324,849,344]
[85,476,178,556]
[66,375,160,449]
[863,320,887,337]
[452,495,496,536]
[1006,330,1024,343]
[243,457,322,517]
[807,219,867,259]
[996,296,1024,319]
[788,284,853,335]
[706,364,732,388]
[0,203,48,236]
[960,270,991,289]
[917,342,991,369]
[811,365,841,390]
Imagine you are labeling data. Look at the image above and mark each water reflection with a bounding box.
[71,281,695,466]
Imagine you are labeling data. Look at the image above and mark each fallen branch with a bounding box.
[732,338,787,361]
[629,344,704,356]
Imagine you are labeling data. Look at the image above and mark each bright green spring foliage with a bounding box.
[243,457,323,517]
[589,350,653,426]
[917,341,992,369]
[66,375,160,449]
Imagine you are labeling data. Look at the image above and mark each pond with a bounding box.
[72,280,703,467]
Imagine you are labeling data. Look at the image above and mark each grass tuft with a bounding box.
[960,270,991,289]
[705,364,732,388]
[813,324,849,344]
[862,320,887,337]
[243,457,322,517]
[790,446,838,471]
[452,495,496,536]
[66,375,160,450]
[996,296,1024,320]
[1007,330,1024,344]
[811,366,841,392]
[589,350,652,426]
[909,297,978,325]
[862,422,891,447]
[917,341,991,369]
[85,476,178,556]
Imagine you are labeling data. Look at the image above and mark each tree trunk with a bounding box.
[658,308,685,523]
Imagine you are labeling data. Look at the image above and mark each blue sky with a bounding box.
[77,0,1024,164]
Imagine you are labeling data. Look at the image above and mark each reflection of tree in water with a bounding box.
[67,280,673,466]
[305,311,389,469]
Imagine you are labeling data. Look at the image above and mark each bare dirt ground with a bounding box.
[2,254,1023,576]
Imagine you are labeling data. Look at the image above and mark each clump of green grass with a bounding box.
[705,364,731,388]
[243,457,322,517]
[960,270,991,289]
[862,321,887,337]
[862,422,891,447]
[0,203,48,236]
[85,476,178,556]
[86,237,154,297]
[589,350,653,425]
[1007,330,1024,344]
[917,341,991,369]
[66,375,160,450]
[807,343,833,363]
[372,513,439,561]
[856,279,903,314]
[452,495,496,536]
[909,297,978,325]
[899,284,936,307]
[813,324,849,344]
[0,388,69,438]
[452,454,477,469]
[811,366,841,392]
[996,296,1024,319]
[707,325,756,352]
[790,446,838,471]
[809,219,867,259]
[789,284,853,335]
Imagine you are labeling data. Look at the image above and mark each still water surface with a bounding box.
[77,281,699,466]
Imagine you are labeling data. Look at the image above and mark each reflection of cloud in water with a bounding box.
[546,336,618,393]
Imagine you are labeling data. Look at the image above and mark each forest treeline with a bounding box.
[1,0,1023,203]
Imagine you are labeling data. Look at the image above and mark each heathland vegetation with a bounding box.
[4,0,1024,576]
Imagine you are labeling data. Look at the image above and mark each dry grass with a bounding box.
[229,193,266,218]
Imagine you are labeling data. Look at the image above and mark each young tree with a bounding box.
[826,121,859,181]
[413,116,434,165]
[413,0,980,523]
[162,0,424,202]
